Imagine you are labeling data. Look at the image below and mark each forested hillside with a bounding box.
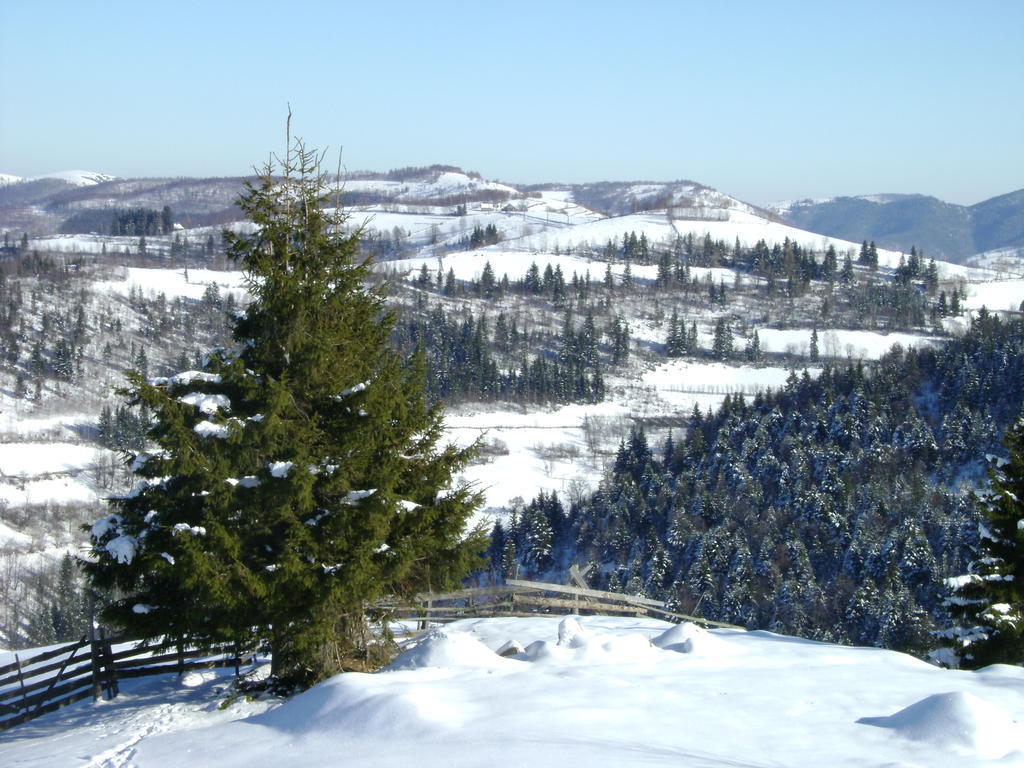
[778,191,1024,264]
[494,313,1024,656]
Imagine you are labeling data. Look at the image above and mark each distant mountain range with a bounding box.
[2,167,1021,264]
[769,190,1024,264]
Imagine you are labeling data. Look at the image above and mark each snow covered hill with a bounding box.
[559,179,768,218]
[0,170,116,187]
[2,616,1022,767]
[32,170,116,187]
[343,167,519,202]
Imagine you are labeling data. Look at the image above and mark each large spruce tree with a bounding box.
[85,135,485,688]
[946,413,1024,667]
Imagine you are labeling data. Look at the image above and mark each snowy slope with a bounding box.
[498,207,908,263]
[961,278,1024,312]
[2,616,1022,767]
[91,267,248,301]
[27,170,116,186]
[343,170,517,201]
[965,247,1024,277]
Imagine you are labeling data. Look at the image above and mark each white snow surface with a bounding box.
[0,442,99,476]
[342,171,518,202]
[92,267,247,302]
[178,392,230,415]
[502,208,905,263]
[965,248,1024,276]
[14,170,115,186]
[757,328,938,359]
[3,616,1022,767]
[0,441,106,507]
[193,421,230,439]
[961,279,1024,313]
[267,461,293,478]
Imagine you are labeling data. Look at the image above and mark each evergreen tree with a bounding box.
[51,554,88,642]
[84,135,485,688]
[745,330,761,362]
[946,413,1024,666]
[712,318,733,360]
[480,260,496,298]
[840,253,854,283]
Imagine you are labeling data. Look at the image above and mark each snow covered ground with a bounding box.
[0,414,112,538]
[443,358,818,520]
[2,616,1022,767]
[961,278,1024,313]
[964,248,1024,277]
[0,170,115,187]
[445,401,630,518]
[757,328,939,360]
[92,267,247,301]
[504,207,908,265]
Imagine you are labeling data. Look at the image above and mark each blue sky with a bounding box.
[1,0,1020,205]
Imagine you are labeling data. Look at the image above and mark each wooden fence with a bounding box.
[1,577,736,732]
[392,577,741,631]
[0,635,253,732]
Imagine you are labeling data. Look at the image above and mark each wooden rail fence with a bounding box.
[0,635,253,732]
[1,577,735,732]
[390,577,741,632]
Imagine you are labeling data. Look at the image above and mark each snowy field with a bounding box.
[0,418,110,524]
[506,208,909,265]
[2,616,1022,767]
[392,248,747,287]
[93,267,247,301]
[643,361,811,406]
[757,328,939,360]
[444,401,631,517]
[961,278,1024,313]
[444,359,810,518]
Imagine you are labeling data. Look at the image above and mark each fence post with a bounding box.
[101,638,118,699]
[90,639,103,701]
[14,654,27,715]
[419,598,431,632]
[88,591,104,701]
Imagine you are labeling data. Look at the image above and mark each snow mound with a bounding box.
[386,629,511,671]
[252,673,464,737]
[652,622,741,657]
[556,616,587,646]
[524,620,656,664]
[857,691,1024,759]
[974,663,1024,680]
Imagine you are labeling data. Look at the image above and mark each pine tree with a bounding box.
[712,318,733,360]
[745,329,761,362]
[841,253,854,283]
[51,554,88,642]
[84,134,485,688]
[946,413,1024,666]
